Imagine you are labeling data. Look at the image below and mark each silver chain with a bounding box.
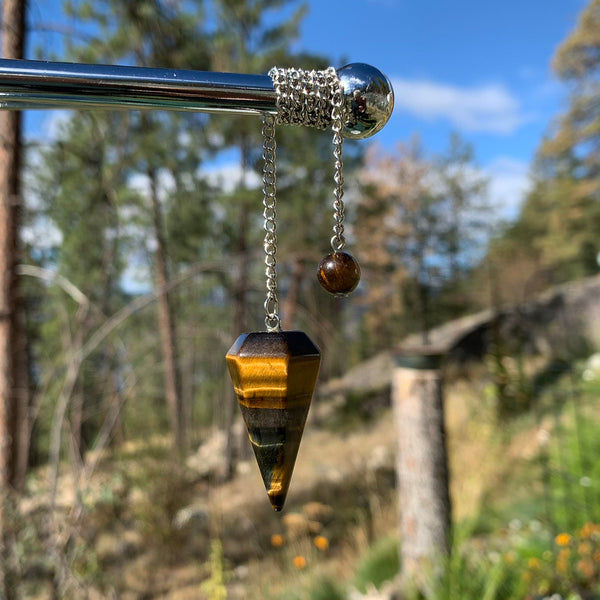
[262,113,280,333]
[269,66,338,130]
[330,75,345,252]
[269,66,346,253]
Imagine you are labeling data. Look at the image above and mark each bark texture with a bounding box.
[149,169,185,453]
[0,1,27,595]
[392,358,451,589]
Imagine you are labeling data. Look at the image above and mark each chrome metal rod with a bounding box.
[0,58,276,115]
[0,58,394,139]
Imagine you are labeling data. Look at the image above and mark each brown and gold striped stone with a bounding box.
[226,331,321,511]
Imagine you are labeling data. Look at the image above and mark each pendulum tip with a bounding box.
[267,491,287,512]
[269,491,287,512]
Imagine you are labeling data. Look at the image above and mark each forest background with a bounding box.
[1,0,600,598]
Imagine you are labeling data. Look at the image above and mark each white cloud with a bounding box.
[391,77,525,134]
[484,156,531,220]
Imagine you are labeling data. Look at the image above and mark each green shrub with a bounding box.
[282,575,346,600]
[353,535,400,593]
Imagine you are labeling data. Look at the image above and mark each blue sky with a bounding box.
[299,0,581,156]
[24,0,588,218]
[295,0,587,216]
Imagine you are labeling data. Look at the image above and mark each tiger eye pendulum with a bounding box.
[226,111,321,512]
[226,331,320,511]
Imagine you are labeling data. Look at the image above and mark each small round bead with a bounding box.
[317,251,361,296]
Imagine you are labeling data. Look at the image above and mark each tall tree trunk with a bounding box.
[0,1,27,596]
[69,313,85,463]
[149,168,185,454]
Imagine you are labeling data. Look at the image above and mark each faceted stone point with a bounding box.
[226,331,321,511]
[317,251,361,296]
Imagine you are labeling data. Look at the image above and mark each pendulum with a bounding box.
[226,330,320,511]
[317,70,361,297]
[226,113,320,511]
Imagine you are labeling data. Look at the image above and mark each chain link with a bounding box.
[268,66,347,252]
[330,72,346,252]
[269,66,338,130]
[262,113,280,332]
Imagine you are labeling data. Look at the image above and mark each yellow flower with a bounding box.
[527,557,540,569]
[293,555,307,570]
[555,532,572,546]
[504,551,516,564]
[270,534,284,548]
[314,536,329,551]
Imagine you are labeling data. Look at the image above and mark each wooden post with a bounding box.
[392,348,451,590]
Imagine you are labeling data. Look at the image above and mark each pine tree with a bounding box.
[52,0,213,454]
[503,0,600,285]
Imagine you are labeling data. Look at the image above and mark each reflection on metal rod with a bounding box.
[0,58,276,115]
[0,59,394,139]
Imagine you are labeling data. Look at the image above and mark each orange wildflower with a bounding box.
[314,536,329,551]
[293,555,307,569]
[555,532,572,546]
[527,557,540,569]
[577,559,595,579]
[270,534,284,548]
[578,541,592,555]
[580,522,600,539]
[558,548,571,561]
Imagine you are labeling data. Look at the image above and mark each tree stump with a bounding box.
[392,348,451,591]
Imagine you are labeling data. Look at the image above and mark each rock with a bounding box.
[173,504,210,532]
[583,352,600,381]
[186,428,227,480]
[128,486,147,507]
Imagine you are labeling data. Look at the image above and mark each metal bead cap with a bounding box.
[337,63,395,140]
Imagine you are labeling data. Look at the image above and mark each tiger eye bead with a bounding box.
[317,251,361,296]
